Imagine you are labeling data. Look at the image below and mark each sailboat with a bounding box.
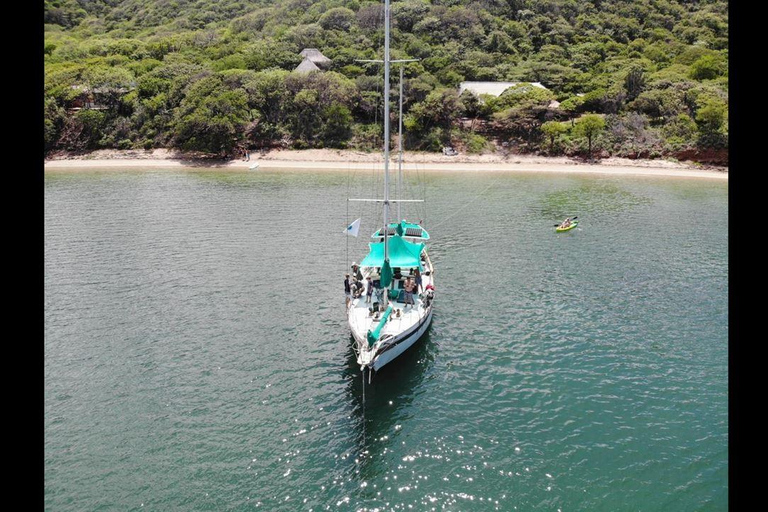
[346,0,435,377]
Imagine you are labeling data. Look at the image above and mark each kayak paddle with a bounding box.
[554,216,577,227]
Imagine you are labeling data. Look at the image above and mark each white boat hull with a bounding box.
[370,306,433,371]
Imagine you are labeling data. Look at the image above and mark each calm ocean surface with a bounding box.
[44,168,728,511]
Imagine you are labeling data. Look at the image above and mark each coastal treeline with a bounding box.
[44,0,728,163]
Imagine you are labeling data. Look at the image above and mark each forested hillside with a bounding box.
[44,0,728,163]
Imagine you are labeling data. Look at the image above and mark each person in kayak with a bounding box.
[559,218,572,229]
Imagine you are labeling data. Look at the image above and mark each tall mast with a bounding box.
[397,65,403,222]
[348,4,419,303]
[383,0,391,283]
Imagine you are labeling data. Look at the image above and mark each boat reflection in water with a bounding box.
[342,327,437,476]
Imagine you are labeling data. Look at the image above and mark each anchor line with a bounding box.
[429,176,502,230]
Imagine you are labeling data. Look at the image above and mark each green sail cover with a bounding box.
[380,259,393,289]
[359,235,424,271]
[367,304,393,347]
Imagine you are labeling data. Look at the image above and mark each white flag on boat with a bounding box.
[344,218,361,237]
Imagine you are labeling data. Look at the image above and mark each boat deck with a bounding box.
[347,267,434,345]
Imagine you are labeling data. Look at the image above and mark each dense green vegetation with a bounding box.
[44,0,728,162]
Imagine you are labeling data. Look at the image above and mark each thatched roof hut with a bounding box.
[294,58,321,73]
[299,48,332,68]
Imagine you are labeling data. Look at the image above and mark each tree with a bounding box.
[243,40,301,72]
[356,4,383,31]
[404,88,461,149]
[44,0,87,28]
[44,97,67,151]
[661,113,697,148]
[62,109,106,150]
[629,87,687,123]
[694,96,727,148]
[689,54,727,81]
[484,30,515,54]
[241,69,291,145]
[172,75,250,154]
[491,107,548,144]
[493,83,556,112]
[319,7,356,32]
[281,71,358,148]
[574,114,606,159]
[624,66,646,101]
[695,97,727,133]
[459,90,481,119]
[320,103,353,147]
[392,0,431,32]
[541,121,568,153]
[82,65,135,113]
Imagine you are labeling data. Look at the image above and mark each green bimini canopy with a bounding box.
[359,234,424,271]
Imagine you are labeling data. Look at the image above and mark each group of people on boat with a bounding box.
[344,263,372,307]
[344,262,424,309]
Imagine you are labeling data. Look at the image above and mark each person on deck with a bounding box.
[351,262,363,282]
[423,283,435,306]
[365,277,374,303]
[344,274,351,307]
[413,267,423,293]
[351,278,364,299]
[403,278,416,308]
[370,268,381,289]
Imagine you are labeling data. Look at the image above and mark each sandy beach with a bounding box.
[44,148,728,179]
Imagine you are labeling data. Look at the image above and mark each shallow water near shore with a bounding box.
[45,168,727,511]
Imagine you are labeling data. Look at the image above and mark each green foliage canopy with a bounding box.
[43,0,728,160]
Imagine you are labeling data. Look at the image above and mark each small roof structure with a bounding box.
[294,58,321,73]
[300,48,331,67]
[459,81,548,97]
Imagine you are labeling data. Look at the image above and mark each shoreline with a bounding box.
[44,149,728,179]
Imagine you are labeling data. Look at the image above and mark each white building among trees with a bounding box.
[459,81,548,97]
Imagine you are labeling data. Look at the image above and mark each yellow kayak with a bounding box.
[556,221,578,232]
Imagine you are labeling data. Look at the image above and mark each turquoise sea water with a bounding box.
[45,168,728,511]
